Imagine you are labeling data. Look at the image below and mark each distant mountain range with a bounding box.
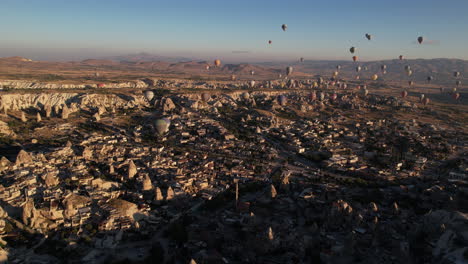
[0,55,466,85]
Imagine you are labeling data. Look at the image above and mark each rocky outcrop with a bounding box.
[15,150,33,165]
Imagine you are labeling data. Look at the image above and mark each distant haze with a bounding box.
[1,0,467,62]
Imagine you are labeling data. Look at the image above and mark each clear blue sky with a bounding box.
[1,0,467,62]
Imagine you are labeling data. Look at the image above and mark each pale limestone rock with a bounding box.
[36,112,41,122]
[155,187,164,201]
[128,160,137,179]
[21,111,27,122]
[61,105,69,119]
[16,150,32,165]
[142,175,153,191]
[166,186,174,200]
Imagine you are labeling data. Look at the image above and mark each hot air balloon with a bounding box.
[401,90,408,98]
[282,24,287,31]
[330,92,338,101]
[427,76,434,83]
[452,87,457,93]
[355,75,360,80]
[350,47,356,54]
[286,66,293,76]
[278,74,282,79]
[155,119,169,135]
[381,65,387,71]
[452,93,460,100]
[420,94,425,102]
[206,65,210,70]
[382,70,387,75]
[277,95,287,106]
[404,65,411,71]
[407,70,413,76]
[352,56,358,62]
[356,66,362,72]
[456,80,462,86]
[371,74,378,81]
[399,55,404,60]
[250,80,256,88]
[365,33,372,40]
[300,58,304,62]
[336,65,341,70]
[202,93,211,102]
[422,97,430,106]
[313,81,318,88]
[454,72,461,78]
[408,81,414,87]
[333,71,339,77]
[250,70,255,76]
[214,59,222,67]
[144,90,154,101]
[268,40,272,44]
[417,36,423,44]
[231,75,236,81]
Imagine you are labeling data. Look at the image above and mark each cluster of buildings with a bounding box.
[0,87,466,263]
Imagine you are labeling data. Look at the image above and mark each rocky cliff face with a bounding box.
[0,80,149,89]
[0,93,147,111]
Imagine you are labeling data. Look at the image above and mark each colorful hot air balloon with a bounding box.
[381,65,387,71]
[202,93,211,102]
[268,40,272,44]
[286,66,293,76]
[350,47,356,54]
[214,59,221,67]
[404,65,411,71]
[417,36,423,44]
[407,70,413,76]
[250,80,256,88]
[456,80,462,87]
[336,65,341,70]
[206,65,210,70]
[330,92,338,101]
[356,66,362,72]
[144,90,154,101]
[365,33,372,40]
[399,55,404,60]
[352,56,358,62]
[355,75,360,80]
[371,74,378,81]
[282,24,287,31]
[231,75,236,81]
[452,93,460,101]
[250,70,255,76]
[333,71,339,77]
[454,71,461,78]
[401,90,408,98]
[427,76,434,83]
[408,81,414,87]
[277,95,287,106]
[420,94,425,102]
[155,119,169,135]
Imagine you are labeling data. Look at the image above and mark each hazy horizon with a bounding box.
[1,0,467,62]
